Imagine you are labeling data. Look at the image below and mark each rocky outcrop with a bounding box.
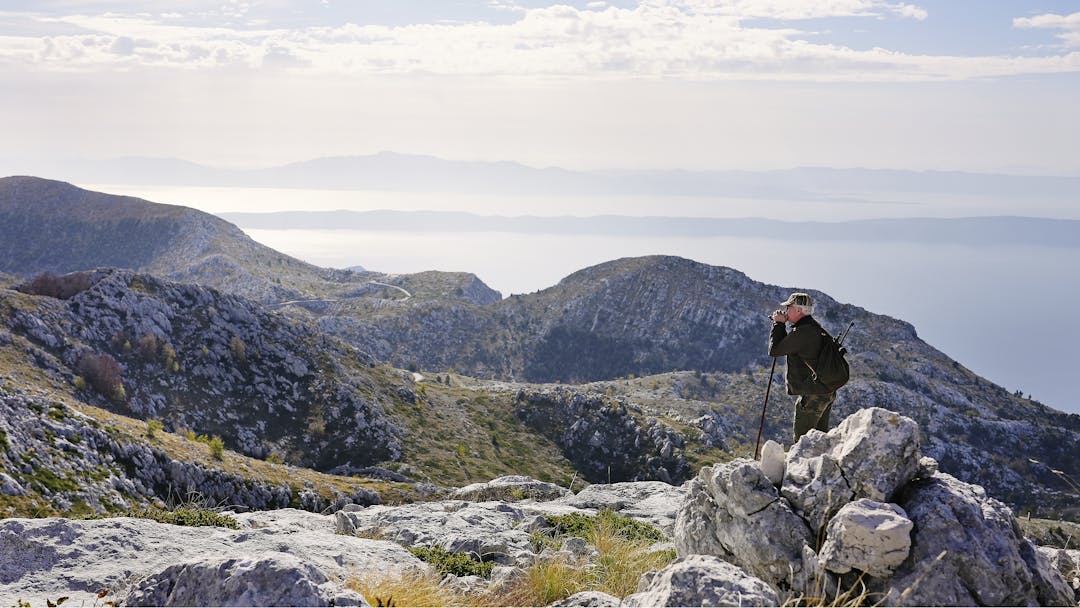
[335,499,539,566]
[514,387,689,484]
[0,378,380,517]
[2,268,405,471]
[125,552,367,607]
[674,458,813,585]
[884,472,1074,606]
[2,476,685,605]
[0,509,422,607]
[781,407,921,532]
[451,475,571,502]
[551,591,622,607]
[623,555,779,607]
[673,407,1074,606]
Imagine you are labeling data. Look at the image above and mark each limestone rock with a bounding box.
[623,555,779,607]
[451,475,570,502]
[674,459,812,586]
[759,440,785,486]
[124,552,367,606]
[335,500,535,564]
[0,472,24,496]
[0,510,421,606]
[550,590,622,606]
[554,481,687,534]
[818,499,912,578]
[782,407,920,532]
[1038,547,1080,602]
[884,472,1074,607]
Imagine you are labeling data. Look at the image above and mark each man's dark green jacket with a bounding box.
[768,315,831,395]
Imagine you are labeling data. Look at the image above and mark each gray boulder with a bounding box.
[782,407,921,532]
[623,555,779,607]
[818,499,912,578]
[550,590,622,606]
[125,552,367,606]
[451,475,571,502]
[0,472,24,496]
[674,459,812,586]
[884,473,1074,606]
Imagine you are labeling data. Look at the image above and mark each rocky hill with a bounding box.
[0,176,500,308]
[0,269,584,516]
[318,255,1080,518]
[1,268,409,470]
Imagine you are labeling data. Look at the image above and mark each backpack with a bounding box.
[805,322,852,392]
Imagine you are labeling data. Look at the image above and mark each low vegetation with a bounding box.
[18,271,95,300]
[116,506,240,529]
[348,509,676,606]
[408,547,493,578]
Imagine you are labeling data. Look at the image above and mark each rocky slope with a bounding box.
[3,410,1077,607]
[0,377,384,518]
[2,180,1077,522]
[1,268,409,471]
[0,269,586,514]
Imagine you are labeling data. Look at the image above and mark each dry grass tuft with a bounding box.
[346,510,678,607]
[784,574,881,607]
[348,570,470,607]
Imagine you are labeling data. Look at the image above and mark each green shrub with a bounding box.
[126,506,239,529]
[546,509,665,544]
[230,336,247,363]
[47,403,67,421]
[408,546,493,578]
[146,418,164,439]
[208,435,225,460]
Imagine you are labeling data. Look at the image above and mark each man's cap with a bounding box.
[781,292,813,307]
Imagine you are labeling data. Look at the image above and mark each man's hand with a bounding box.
[770,309,789,323]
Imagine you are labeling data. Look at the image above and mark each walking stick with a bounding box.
[754,357,778,460]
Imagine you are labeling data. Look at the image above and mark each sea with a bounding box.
[86,184,1080,415]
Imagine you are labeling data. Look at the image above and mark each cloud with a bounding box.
[653,0,928,21]
[1,2,1077,81]
[1014,11,1080,49]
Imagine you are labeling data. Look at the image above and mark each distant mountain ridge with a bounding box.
[8,153,1079,199]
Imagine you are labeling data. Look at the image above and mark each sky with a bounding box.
[2,0,1080,173]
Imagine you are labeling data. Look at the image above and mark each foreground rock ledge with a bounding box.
[0,407,1075,607]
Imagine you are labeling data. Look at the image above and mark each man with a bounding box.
[768,292,835,442]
